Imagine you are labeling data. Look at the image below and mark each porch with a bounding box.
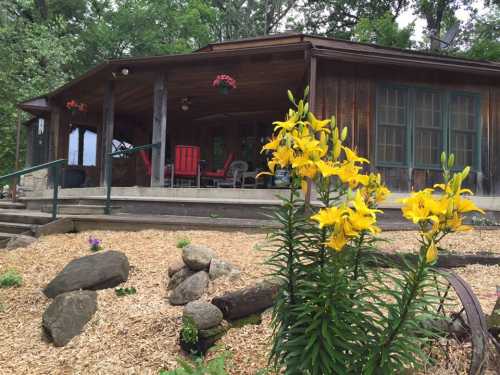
[25,45,309,191]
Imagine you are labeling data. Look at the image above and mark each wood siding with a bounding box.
[315,60,500,195]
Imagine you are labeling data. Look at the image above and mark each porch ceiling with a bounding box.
[60,50,307,121]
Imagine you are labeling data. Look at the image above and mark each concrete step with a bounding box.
[0,200,26,209]
[0,221,34,234]
[0,211,52,225]
[41,204,120,215]
[0,232,18,248]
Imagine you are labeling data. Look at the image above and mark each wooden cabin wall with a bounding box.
[315,60,500,195]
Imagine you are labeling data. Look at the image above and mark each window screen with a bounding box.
[414,91,443,166]
[376,87,408,164]
[449,94,478,168]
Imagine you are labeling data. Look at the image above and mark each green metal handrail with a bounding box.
[105,143,160,214]
[0,159,67,220]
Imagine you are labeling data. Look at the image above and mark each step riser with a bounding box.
[41,207,109,215]
[0,214,51,225]
[0,225,33,235]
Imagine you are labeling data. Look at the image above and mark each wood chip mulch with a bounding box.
[0,228,498,374]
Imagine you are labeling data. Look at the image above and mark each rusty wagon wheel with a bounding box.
[424,268,490,375]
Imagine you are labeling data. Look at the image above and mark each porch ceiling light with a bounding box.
[120,67,130,76]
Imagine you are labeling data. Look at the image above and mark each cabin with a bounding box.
[18,33,500,199]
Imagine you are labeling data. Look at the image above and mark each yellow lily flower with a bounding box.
[343,147,369,164]
[307,112,331,134]
[311,206,344,229]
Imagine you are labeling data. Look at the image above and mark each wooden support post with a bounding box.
[151,73,167,187]
[100,81,115,186]
[48,105,61,188]
[49,106,61,162]
[309,55,318,114]
[11,111,22,202]
[77,127,85,166]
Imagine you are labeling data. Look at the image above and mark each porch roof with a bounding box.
[18,33,500,116]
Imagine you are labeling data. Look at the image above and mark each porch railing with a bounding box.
[105,142,160,214]
[0,159,67,220]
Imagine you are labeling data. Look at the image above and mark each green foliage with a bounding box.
[354,12,415,49]
[181,316,199,345]
[115,287,137,297]
[159,351,231,375]
[297,0,410,40]
[177,238,191,249]
[0,269,23,288]
[460,5,500,61]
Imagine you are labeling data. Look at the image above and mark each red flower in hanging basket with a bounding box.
[66,99,88,113]
[213,74,237,94]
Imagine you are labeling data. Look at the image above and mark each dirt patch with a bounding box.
[0,228,498,374]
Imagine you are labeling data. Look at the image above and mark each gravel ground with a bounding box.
[0,228,498,375]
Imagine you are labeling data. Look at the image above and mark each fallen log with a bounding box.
[371,252,500,268]
[211,279,281,320]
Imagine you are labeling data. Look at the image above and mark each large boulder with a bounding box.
[44,250,129,298]
[6,235,37,250]
[183,301,223,330]
[42,290,97,347]
[167,267,195,290]
[182,245,215,271]
[208,259,240,280]
[169,271,209,305]
[168,261,186,277]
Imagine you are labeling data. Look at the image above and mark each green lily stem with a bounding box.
[372,246,428,371]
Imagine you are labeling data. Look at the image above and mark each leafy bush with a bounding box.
[0,269,22,288]
[159,351,230,375]
[180,316,198,345]
[115,287,137,297]
[262,89,483,374]
[176,238,191,249]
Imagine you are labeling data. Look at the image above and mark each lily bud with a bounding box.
[448,153,455,169]
[304,86,310,99]
[341,127,348,141]
[440,152,446,169]
[462,166,470,180]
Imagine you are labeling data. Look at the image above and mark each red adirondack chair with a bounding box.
[202,152,235,185]
[138,150,171,179]
[171,145,201,187]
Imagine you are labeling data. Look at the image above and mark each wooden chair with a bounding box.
[138,150,172,185]
[171,145,201,187]
[201,152,235,186]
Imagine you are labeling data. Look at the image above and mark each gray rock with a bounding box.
[44,250,129,298]
[6,235,37,250]
[169,271,209,305]
[183,301,223,330]
[168,261,185,277]
[182,245,215,271]
[42,290,97,347]
[208,259,240,280]
[167,267,195,290]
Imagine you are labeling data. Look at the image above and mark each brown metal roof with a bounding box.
[19,33,500,112]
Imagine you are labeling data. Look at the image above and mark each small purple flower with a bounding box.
[88,236,102,252]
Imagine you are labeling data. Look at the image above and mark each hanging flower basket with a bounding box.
[212,74,236,95]
[66,99,88,116]
[66,100,88,127]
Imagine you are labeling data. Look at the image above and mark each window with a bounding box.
[414,90,443,166]
[376,86,480,170]
[67,127,97,166]
[376,87,408,165]
[449,94,478,168]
